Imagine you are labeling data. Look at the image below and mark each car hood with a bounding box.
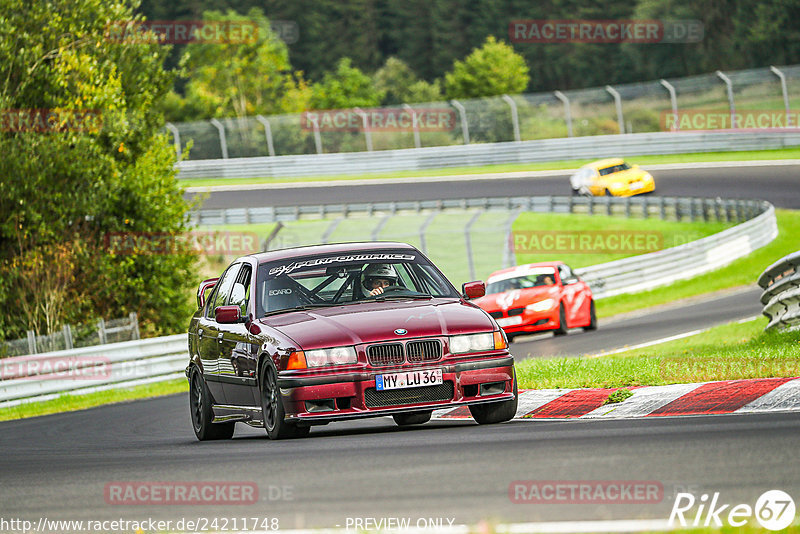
[604,168,650,183]
[258,298,495,349]
[475,287,557,311]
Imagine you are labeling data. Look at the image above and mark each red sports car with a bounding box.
[474,262,596,340]
[186,242,517,440]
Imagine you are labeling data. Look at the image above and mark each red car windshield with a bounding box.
[486,271,556,295]
[256,250,459,317]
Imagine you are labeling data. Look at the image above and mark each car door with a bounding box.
[558,264,589,325]
[197,262,241,405]
[219,262,261,407]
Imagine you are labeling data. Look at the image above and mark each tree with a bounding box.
[0,0,196,339]
[444,36,530,99]
[180,8,311,119]
[373,57,442,105]
[310,57,383,110]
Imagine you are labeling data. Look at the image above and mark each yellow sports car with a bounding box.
[569,158,655,197]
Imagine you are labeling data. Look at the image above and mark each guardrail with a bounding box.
[177,131,800,180]
[1,196,778,406]
[0,334,187,409]
[192,195,765,226]
[758,252,800,331]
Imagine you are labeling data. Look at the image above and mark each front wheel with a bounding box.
[583,299,598,331]
[189,367,234,441]
[469,369,518,424]
[260,360,310,440]
[393,411,432,426]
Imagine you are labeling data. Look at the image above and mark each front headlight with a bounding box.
[526,298,555,312]
[450,332,505,354]
[304,346,357,367]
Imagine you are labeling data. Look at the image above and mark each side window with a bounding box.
[228,264,252,317]
[206,263,240,318]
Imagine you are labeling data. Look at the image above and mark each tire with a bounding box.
[553,303,568,336]
[259,359,310,440]
[505,332,517,343]
[469,369,518,425]
[604,188,613,197]
[189,367,234,441]
[583,299,598,331]
[571,187,579,196]
[393,411,432,426]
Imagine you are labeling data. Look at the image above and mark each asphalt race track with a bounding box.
[188,162,800,210]
[2,162,798,530]
[1,396,799,529]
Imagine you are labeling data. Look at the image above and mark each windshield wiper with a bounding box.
[261,303,331,317]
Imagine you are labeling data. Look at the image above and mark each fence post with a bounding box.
[770,66,792,127]
[660,197,666,220]
[502,209,522,268]
[400,104,421,149]
[715,71,737,128]
[321,218,342,243]
[27,330,37,354]
[63,324,74,350]
[502,95,521,142]
[464,212,482,281]
[165,122,182,159]
[419,213,437,254]
[553,91,573,137]
[255,115,276,156]
[97,318,107,345]
[605,85,625,134]
[209,118,229,159]
[371,215,390,240]
[660,79,679,131]
[450,100,470,144]
[263,222,284,251]
[354,107,373,151]
[129,312,140,341]
[307,114,323,154]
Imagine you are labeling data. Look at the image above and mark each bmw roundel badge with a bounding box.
[394,328,408,335]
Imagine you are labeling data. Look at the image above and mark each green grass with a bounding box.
[513,212,731,269]
[596,209,800,318]
[0,378,188,422]
[180,147,800,188]
[515,318,800,390]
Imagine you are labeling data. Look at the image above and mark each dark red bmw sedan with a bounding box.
[186,242,517,440]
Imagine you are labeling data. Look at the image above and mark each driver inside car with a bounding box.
[361,263,400,296]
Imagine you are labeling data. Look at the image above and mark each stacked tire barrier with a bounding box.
[758,251,800,331]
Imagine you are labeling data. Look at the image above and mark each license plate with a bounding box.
[629,181,643,190]
[376,369,443,391]
[496,316,523,327]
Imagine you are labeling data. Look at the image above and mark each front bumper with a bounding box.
[278,356,515,423]
[494,308,559,335]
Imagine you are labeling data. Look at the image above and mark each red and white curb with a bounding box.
[432,377,800,420]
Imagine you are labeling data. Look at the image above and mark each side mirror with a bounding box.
[215,305,241,324]
[197,278,218,308]
[462,281,486,300]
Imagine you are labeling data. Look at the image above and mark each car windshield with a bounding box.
[486,268,557,294]
[256,249,459,316]
[598,162,631,176]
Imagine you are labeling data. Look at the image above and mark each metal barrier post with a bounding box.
[165,122,182,159]
[716,71,737,128]
[419,213,437,254]
[660,79,679,131]
[255,115,276,157]
[770,66,793,127]
[354,107,373,152]
[605,85,625,134]
[464,212,482,281]
[502,95,521,142]
[450,100,470,144]
[553,90,573,137]
[209,118,229,159]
